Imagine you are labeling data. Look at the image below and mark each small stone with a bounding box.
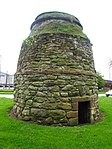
[48,110,66,119]
[60,92,68,97]
[16,106,21,114]
[52,92,60,98]
[44,80,55,87]
[69,118,78,126]
[30,90,36,96]
[62,85,74,91]
[58,75,71,80]
[61,98,69,102]
[72,103,78,111]
[69,91,79,97]
[18,98,25,104]
[67,111,78,118]
[24,89,30,95]
[49,86,60,92]
[22,109,30,116]
[26,100,33,105]
[32,102,42,108]
[47,75,57,80]
[42,102,57,110]
[60,117,68,123]
[32,82,43,87]
[31,108,38,114]
[13,105,17,110]
[36,91,47,97]
[26,95,32,100]
[31,108,47,117]
[44,117,53,124]
[58,103,72,110]
[48,98,56,103]
[55,80,66,85]
[38,76,47,81]
[34,97,45,103]
[22,116,31,121]
[38,87,48,91]
[28,85,38,90]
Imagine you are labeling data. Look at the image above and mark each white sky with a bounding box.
[0,0,112,80]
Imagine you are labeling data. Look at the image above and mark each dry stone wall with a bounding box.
[12,12,99,126]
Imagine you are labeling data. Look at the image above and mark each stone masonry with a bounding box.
[12,12,99,126]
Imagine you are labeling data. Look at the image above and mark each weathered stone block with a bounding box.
[58,103,72,110]
[16,106,21,114]
[36,91,47,97]
[49,86,60,92]
[72,103,78,111]
[28,85,38,91]
[32,102,42,108]
[69,118,78,126]
[48,98,57,103]
[31,108,38,115]
[52,92,60,98]
[43,117,53,124]
[55,80,66,85]
[62,85,74,91]
[60,92,68,97]
[42,102,57,110]
[58,75,71,80]
[32,82,43,87]
[24,89,30,95]
[22,116,31,121]
[48,110,66,119]
[31,108,47,117]
[69,91,79,97]
[59,117,68,123]
[34,97,45,103]
[18,98,25,103]
[38,87,48,91]
[44,80,55,87]
[67,111,78,118]
[47,75,57,80]
[26,100,33,105]
[61,98,69,102]
[22,109,30,116]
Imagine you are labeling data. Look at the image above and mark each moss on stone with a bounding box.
[30,21,88,39]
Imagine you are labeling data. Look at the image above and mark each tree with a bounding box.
[97,72,105,89]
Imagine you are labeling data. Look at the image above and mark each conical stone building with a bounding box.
[12,11,99,126]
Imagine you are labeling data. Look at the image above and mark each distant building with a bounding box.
[104,80,112,90]
[0,72,14,88]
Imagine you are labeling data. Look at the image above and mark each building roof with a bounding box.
[0,72,11,76]
[30,11,83,30]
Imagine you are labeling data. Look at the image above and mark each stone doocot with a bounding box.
[12,11,99,126]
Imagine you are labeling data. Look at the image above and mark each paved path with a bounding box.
[98,94,112,97]
[98,94,106,97]
[0,94,14,98]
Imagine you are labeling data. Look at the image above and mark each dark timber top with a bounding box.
[30,11,83,30]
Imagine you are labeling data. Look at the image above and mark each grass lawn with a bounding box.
[0,97,112,149]
[98,90,107,94]
[0,89,13,94]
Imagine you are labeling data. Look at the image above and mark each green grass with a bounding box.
[0,89,13,94]
[98,90,107,94]
[0,97,112,149]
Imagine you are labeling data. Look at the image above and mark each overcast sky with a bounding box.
[0,0,112,79]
